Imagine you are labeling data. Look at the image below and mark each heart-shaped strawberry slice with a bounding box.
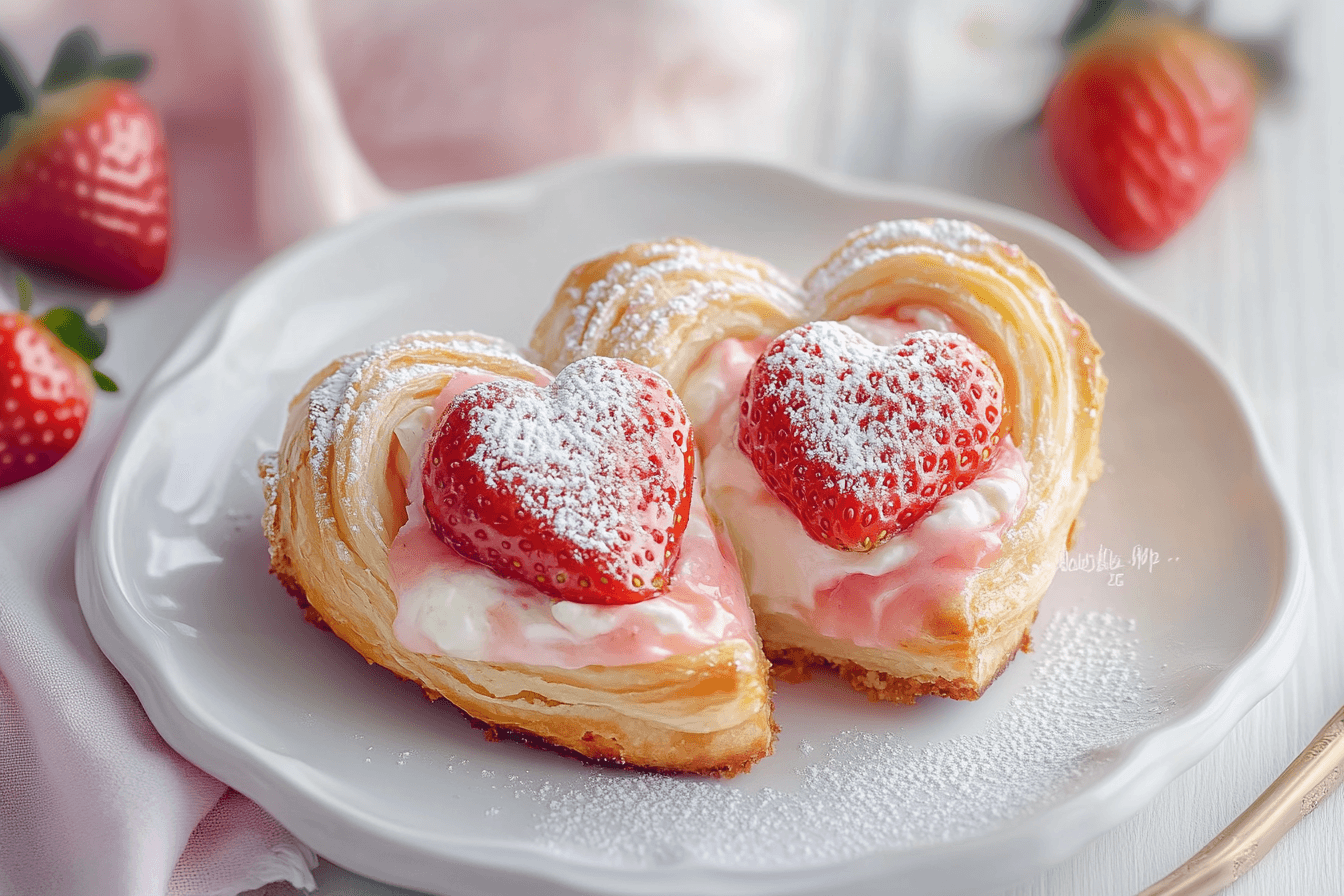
[421,356,695,604]
[738,322,1005,551]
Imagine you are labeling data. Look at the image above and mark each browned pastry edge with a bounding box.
[764,627,1033,704]
[266,560,776,776]
[274,562,776,777]
[530,237,805,392]
[462,702,780,780]
[269,558,331,631]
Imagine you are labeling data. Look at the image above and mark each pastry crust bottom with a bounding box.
[764,634,1030,703]
[274,557,775,776]
[465,701,778,779]
[755,603,1038,703]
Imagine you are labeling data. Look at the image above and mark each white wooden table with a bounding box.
[5,1,1338,894]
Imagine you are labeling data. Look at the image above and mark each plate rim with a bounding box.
[76,154,1311,896]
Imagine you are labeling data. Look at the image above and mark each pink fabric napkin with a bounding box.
[0,416,317,896]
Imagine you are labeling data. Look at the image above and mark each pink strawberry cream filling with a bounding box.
[681,309,1030,650]
[386,370,755,668]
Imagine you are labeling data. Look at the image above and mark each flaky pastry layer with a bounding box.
[797,220,1104,695]
[531,237,805,389]
[260,331,774,775]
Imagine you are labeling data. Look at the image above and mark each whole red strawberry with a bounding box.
[0,275,117,487]
[1043,13,1257,251]
[738,323,1004,551]
[0,28,169,290]
[421,356,695,605]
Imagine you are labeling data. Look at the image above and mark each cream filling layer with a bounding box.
[682,312,1029,650]
[386,371,756,669]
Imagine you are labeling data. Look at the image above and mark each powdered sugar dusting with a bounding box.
[258,451,278,493]
[803,219,1014,305]
[562,241,802,358]
[304,331,526,523]
[445,356,686,557]
[513,609,1159,867]
[744,322,1001,505]
[610,277,734,352]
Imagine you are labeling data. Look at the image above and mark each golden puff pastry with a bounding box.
[261,331,774,775]
[788,219,1105,696]
[530,237,806,395]
[533,221,1105,704]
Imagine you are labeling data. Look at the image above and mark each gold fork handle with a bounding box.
[1137,704,1344,896]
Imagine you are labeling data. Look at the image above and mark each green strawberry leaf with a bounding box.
[40,27,100,92]
[98,53,150,83]
[11,276,118,394]
[1061,0,1156,48]
[0,39,36,124]
[92,369,118,393]
[36,28,151,93]
[39,306,108,362]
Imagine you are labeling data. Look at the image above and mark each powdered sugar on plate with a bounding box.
[510,608,1159,868]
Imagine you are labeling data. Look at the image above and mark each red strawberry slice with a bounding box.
[738,322,1005,551]
[421,355,695,605]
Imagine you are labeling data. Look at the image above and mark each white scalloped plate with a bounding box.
[76,158,1308,896]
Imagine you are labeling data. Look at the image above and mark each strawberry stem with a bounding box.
[15,274,32,314]
[13,275,119,392]
[1,27,151,152]
[1058,0,1291,99]
[86,299,112,325]
[97,53,150,83]
[40,307,107,362]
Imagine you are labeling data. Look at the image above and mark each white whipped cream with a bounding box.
[390,491,747,664]
[699,423,1026,617]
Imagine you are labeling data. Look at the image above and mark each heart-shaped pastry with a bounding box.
[532,219,1105,704]
[422,355,695,604]
[738,322,1005,551]
[261,333,773,776]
